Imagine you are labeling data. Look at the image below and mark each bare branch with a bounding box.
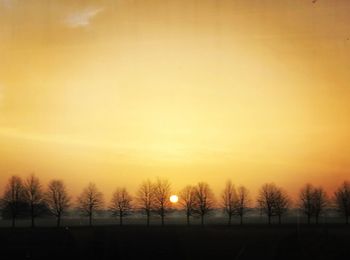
[45,179,71,227]
[110,187,133,226]
[221,180,237,226]
[23,174,44,227]
[334,181,350,224]
[153,178,172,226]
[179,185,196,226]
[136,179,154,226]
[1,176,25,227]
[77,183,104,226]
[193,182,215,226]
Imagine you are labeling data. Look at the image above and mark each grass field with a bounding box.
[1,224,350,259]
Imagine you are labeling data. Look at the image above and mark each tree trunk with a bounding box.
[201,215,204,227]
[161,215,164,227]
[31,204,35,228]
[240,215,243,225]
[278,215,281,224]
[147,214,150,227]
[268,215,271,224]
[120,215,123,226]
[307,215,311,225]
[57,215,61,227]
[186,215,190,226]
[89,213,92,226]
[228,214,232,226]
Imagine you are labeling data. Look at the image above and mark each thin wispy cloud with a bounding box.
[64,7,104,28]
[0,0,14,9]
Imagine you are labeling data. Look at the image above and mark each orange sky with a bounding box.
[0,0,350,202]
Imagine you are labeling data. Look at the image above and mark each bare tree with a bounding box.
[1,176,25,227]
[273,188,290,224]
[110,188,133,226]
[234,186,251,225]
[299,184,328,224]
[313,187,328,224]
[45,180,71,227]
[179,185,196,226]
[193,182,215,226]
[137,179,154,226]
[153,178,172,226]
[334,181,350,224]
[221,180,237,226]
[23,174,44,227]
[258,183,276,224]
[257,183,289,224]
[299,184,315,224]
[77,183,104,226]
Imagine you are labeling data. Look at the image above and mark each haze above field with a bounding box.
[0,0,350,199]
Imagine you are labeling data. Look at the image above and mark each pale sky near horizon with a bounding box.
[0,0,350,202]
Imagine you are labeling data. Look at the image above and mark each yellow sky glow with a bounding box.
[0,0,350,201]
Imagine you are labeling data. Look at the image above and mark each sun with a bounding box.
[170,195,179,203]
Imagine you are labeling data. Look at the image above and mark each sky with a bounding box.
[0,0,350,202]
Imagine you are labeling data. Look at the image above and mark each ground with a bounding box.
[0,224,350,259]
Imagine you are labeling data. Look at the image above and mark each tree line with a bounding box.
[1,175,350,227]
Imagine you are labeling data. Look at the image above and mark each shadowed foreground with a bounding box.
[1,225,350,260]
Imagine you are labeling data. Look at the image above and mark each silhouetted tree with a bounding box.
[299,184,328,224]
[77,183,104,226]
[273,188,290,224]
[45,180,71,227]
[1,176,25,227]
[234,186,251,225]
[313,187,328,224]
[221,180,237,226]
[137,179,154,226]
[153,178,172,226]
[23,174,44,227]
[110,188,133,226]
[258,183,289,224]
[299,184,315,224]
[334,181,350,224]
[179,185,196,226]
[258,183,276,224]
[193,182,215,226]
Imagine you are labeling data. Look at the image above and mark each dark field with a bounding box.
[1,224,350,260]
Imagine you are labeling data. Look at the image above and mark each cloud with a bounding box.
[0,0,14,9]
[64,7,104,28]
